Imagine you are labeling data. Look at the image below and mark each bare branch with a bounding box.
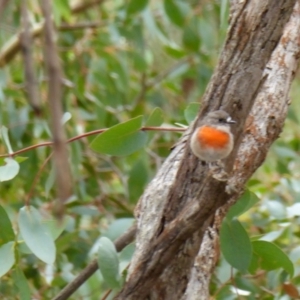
[41,0,72,217]
[59,21,104,31]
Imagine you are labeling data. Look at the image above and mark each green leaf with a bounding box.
[182,17,200,52]
[42,219,67,241]
[98,237,121,289]
[252,240,294,277]
[1,126,13,154]
[12,267,31,300]
[127,0,149,15]
[90,116,147,156]
[128,160,149,203]
[184,102,200,124]
[145,107,164,127]
[119,243,135,264]
[0,158,20,182]
[103,218,135,241]
[220,0,229,29]
[0,242,15,277]
[18,206,56,264]
[53,0,71,24]
[164,45,186,59]
[164,0,185,27]
[220,218,252,272]
[227,190,260,220]
[14,156,28,163]
[0,204,15,246]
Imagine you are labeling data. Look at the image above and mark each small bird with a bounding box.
[190,110,236,162]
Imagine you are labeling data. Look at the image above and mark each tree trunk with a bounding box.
[116,1,300,299]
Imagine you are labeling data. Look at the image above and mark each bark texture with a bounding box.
[185,3,300,297]
[115,1,298,299]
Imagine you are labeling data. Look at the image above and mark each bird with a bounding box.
[190,110,236,162]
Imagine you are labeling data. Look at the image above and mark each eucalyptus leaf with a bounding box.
[18,206,56,264]
[0,241,15,277]
[98,237,121,289]
[220,218,252,272]
[0,158,20,182]
[252,240,294,277]
[90,116,147,156]
[0,204,15,246]
[12,267,31,300]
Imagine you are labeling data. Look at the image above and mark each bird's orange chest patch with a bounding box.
[198,126,230,148]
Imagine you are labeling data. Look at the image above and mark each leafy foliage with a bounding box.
[0,0,300,299]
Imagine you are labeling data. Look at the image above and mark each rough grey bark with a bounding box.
[115,1,298,299]
[185,3,300,297]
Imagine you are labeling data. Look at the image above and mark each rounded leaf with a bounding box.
[18,206,56,264]
[220,218,252,272]
[0,158,20,182]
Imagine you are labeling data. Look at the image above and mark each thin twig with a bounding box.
[59,21,104,31]
[52,224,137,300]
[147,56,193,89]
[130,57,193,110]
[25,153,53,206]
[0,126,186,158]
[101,288,112,300]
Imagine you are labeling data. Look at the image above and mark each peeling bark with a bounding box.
[115,1,298,299]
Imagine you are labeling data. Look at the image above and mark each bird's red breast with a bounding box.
[197,126,230,149]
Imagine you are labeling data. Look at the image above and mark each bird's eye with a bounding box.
[218,118,225,123]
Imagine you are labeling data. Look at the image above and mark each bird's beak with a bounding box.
[226,117,236,124]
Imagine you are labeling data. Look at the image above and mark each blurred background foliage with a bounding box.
[0,0,300,299]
